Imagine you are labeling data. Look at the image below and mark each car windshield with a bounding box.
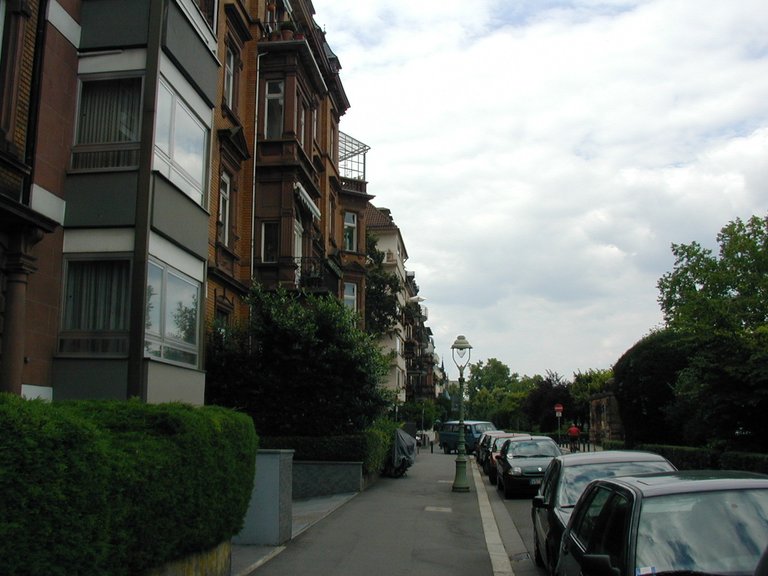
[557,460,675,508]
[635,488,768,576]
[508,440,559,458]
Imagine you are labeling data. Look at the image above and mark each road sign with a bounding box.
[554,403,563,417]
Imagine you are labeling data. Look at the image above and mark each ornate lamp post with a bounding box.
[451,334,472,493]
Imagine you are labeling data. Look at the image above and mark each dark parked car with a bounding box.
[495,436,561,498]
[556,470,768,576]
[438,420,496,454]
[487,433,530,484]
[477,430,510,472]
[532,451,676,576]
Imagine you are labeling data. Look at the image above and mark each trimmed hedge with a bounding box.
[261,418,401,476]
[0,395,257,576]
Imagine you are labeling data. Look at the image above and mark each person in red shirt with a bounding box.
[567,423,581,452]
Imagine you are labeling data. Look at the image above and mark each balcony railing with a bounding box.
[294,257,338,293]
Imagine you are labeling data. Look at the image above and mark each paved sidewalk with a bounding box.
[233,450,510,576]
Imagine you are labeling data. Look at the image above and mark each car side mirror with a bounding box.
[582,554,621,576]
[532,495,551,510]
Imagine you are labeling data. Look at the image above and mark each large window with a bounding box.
[59,258,131,355]
[218,172,231,245]
[265,80,284,139]
[145,260,200,367]
[71,76,142,170]
[224,44,237,110]
[155,79,208,205]
[343,211,357,251]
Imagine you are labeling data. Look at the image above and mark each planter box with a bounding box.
[234,449,294,546]
[293,461,363,499]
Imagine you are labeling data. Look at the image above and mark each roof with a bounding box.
[556,450,672,467]
[599,470,768,498]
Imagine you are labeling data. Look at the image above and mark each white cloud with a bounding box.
[313,0,768,378]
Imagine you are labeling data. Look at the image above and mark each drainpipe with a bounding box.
[250,51,267,282]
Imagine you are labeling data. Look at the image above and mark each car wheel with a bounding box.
[443,444,450,454]
[546,542,558,576]
[496,474,503,492]
[489,467,497,485]
[533,530,544,567]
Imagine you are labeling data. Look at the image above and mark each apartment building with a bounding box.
[0,0,379,403]
[1,0,218,403]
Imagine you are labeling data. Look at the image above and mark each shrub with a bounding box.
[719,451,768,474]
[0,395,257,576]
[634,442,718,470]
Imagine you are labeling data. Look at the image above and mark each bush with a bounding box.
[261,418,401,476]
[633,443,718,470]
[719,451,768,474]
[0,395,257,576]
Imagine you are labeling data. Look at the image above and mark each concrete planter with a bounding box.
[234,449,294,546]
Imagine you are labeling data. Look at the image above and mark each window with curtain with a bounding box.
[145,259,200,368]
[59,258,131,355]
[71,76,142,170]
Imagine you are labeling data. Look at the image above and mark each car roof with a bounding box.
[504,435,553,444]
[555,450,674,468]
[594,469,768,497]
[443,420,495,425]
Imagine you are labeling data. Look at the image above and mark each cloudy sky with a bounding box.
[312,0,768,380]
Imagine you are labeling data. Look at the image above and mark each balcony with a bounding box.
[294,257,339,293]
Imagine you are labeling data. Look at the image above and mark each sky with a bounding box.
[311,0,768,380]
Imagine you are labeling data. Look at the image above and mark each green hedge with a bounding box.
[0,395,257,576]
[261,418,400,476]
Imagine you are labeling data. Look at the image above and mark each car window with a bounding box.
[508,439,560,458]
[635,488,768,576]
[540,460,560,504]
[571,485,614,549]
[588,491,630,569]
[557,461,674,508]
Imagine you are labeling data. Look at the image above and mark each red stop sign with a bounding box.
[554,403,563,415]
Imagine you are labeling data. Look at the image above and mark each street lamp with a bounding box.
[451,334,472,493]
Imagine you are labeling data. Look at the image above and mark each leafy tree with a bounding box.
[466,358,513,401]
[570,369,612,427]
[658,215,768,334]
[365,233,403,337]
[205,286,389,436]
[521,371,572,433]
[611,329,692,447]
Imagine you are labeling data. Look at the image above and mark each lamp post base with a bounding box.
[452,454,470,492]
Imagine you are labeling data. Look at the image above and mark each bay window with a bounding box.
[344,282,357,311]
[71,76,142,170]
[154,79,209,205]
[343,211,357,252]
[265,80,284,139]
[59,258,131,355]
[145,260,200,367]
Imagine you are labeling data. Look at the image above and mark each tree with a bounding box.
[570,368,612,427]
[466,358,513,402]
[364,233,403,337]
[205,286,390,437]
[657,215,768,335]
[522,371,572,433]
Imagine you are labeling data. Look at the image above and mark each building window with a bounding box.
[145,260,200,367]
[298,103,306,149]
[262,221,279,262]
[71,76,142,170]
[344,282,357,311]
[218,172,230,245]
[265,80,284,139]
[155,79,209,205]
[343,211,357,252]
[224,44,237,110]
[59,258,131,355]
[313,108,318,143]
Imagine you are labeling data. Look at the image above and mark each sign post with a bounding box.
[554,403,563,445]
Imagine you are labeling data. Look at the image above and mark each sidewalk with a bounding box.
[231,450,512,576]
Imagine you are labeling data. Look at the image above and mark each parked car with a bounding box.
[487,433,531,484]
[495,436,561,498]
[556,470,768,576]
[531,451,676,576]
[476,430,510,472]
[438,420,496,454]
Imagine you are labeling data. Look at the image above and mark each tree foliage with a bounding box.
[658,215,768,334]
[364,233,403,337]
[521,371,572,432]
[205,286,390,436]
